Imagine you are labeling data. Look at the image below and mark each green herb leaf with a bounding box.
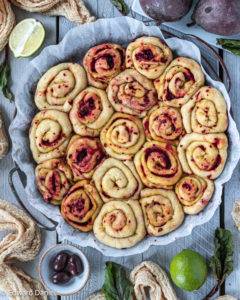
[110,0,129,15]
[0,62,14,101]
[217,38,240,57]
[102,262,134,300]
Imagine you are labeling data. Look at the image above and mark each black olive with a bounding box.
[52,252,69,272]
[52,272,71,284]
[66,254,83,276]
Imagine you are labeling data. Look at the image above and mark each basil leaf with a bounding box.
[110,0,129,15]
[217,38,240,56]
[102,262,134,300]
[0,62,14,101]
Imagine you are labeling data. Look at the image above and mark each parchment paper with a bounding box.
[9,17,240,257]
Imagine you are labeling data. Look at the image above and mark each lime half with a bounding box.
[9,18,45,58]
[170,249,208,292]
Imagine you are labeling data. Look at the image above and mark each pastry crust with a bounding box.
[93,200,146,249]
[70,87,113,137]
[61,180,103,232]
[86,292,105,300]
[107,69,158,118]
[29,109,72,163]
[155,57,204,107]
[83,43,125,89]
[126,36,173,79]
[130,261,177,300]
[93,158,142,202]
[175,175,214,214]
[134,141,182,189]
[178,133,228,179]
[181,86,228,134]
[140,188,184,236]
[35,63,87,112]
[100,112,145,160]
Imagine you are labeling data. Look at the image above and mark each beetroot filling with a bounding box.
[145,146,172,170]
[209,155,222,171]
[135,49,154,61]
[184,69,195,82]
[78,98,95,118]
[76,148,88,163]
[182,183,192,191]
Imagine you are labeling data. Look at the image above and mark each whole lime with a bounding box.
[170,249,208,291]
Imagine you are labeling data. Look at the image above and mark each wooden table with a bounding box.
[0,1,239,299]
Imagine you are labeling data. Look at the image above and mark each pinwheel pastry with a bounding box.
[66,135,105,181]
[83,43,125,89]
[130,261,177,300]
[126,36,173,79]
[181,86,228,134]
[29,109,72,163]
[35,63,87,112]
[69,87,113,137]
[93,158,142,202]
[140,189,184,236]
[134,141,182,189]
[93,200,146,249]
[0,0,15,51]
[107,69,158,118]
[35,158,73,205]
[61,180,103,232]
[143,105,184,144]
[178,133,228,179]
[155,57,205,107]
[175,175,214,214]
[100,112,145,160]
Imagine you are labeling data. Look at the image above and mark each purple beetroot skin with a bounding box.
[192,0,240,36]
[140,0,193,23]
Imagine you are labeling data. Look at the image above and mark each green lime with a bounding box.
[170,249,208,291]
[9,18,45,58]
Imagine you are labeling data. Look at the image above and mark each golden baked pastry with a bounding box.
[93,200,146,249]
[61,180,103,232]
[93,158,142,202]
[100,112,145,160]
[69,87,113,137]
[29,109,72,163]
[134,141,182,189]
[155,57,205,107]
[35,63,87,112]
[35,158,73,205]
[181,86,228,134]
[66,135,105,181]
[143,105,184,144]
[83,43,125,89]
[178,133,228,179]
[175,175,214,214]
[140,188,184,236]
[126,36,173,79]
[107,69,158,118]
[0,0,15,51]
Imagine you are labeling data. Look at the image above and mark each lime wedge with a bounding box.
[9,18,45,58]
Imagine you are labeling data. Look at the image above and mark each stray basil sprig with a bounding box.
[0,60,14,101]
[217,39,240,56]
[203,228,234,300]
[102,261,134,300]
[110,0,129,15]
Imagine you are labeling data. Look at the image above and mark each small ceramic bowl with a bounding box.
[39,244,90,296]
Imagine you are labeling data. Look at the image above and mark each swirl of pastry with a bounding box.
[83,43,125,89]
[108,69,158,118]
[178,133,228,179]
[29,110,72,163]
[35,63,87,112]
[67,135,105,181]
[93,200,146,249]
[181,86,228,134]
[126,36,173,79]
[175,175,214,214]
[93,158,142,202]
[61,180,103,232]
[69,87,113,137]
[155,57,205,107]
[0,0,15,51]
[140,188,184,236]
[100,113,145,160]
[35,158,73,205]
[134,141,182,189]
[143,105,184,144]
